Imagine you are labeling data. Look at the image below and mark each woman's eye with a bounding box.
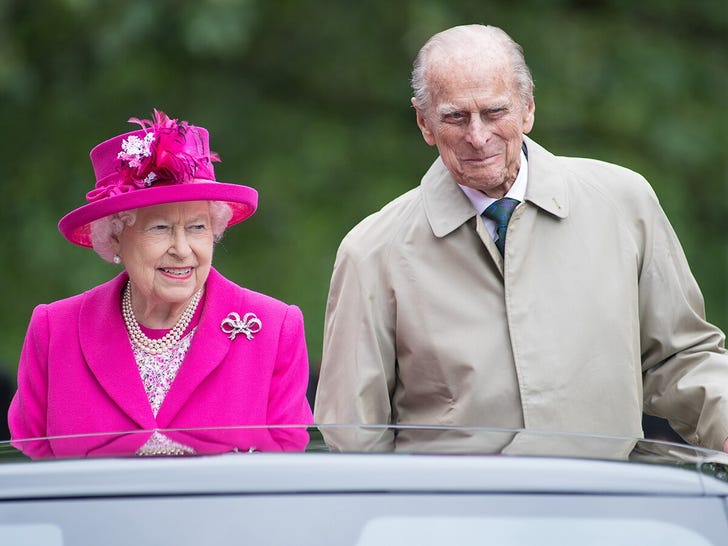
[188,224,207,232]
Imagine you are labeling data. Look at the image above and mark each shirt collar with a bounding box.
[458,149,528,215]
[422,137,568,239]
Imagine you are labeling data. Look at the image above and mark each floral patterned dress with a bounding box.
[132,310,202,456]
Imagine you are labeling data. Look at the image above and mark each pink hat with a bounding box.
[59,109,258,247]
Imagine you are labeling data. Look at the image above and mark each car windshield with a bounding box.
[1,425,727,482]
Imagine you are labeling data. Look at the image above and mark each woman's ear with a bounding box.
[110,232,121,255]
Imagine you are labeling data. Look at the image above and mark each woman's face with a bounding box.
[113,201,214,309]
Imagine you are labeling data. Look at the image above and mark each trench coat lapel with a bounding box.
[155,268,235,426]
[421,157,478,239]
[522,136,570,219]
[485,137,571,276]
[80,272,157,429]
[422,156,519,268]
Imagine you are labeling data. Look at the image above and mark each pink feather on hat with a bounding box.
[58,109,258,248]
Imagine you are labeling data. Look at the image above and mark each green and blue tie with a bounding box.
[483,198,520,256]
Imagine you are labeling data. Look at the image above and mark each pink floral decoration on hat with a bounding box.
[86,109,220,202]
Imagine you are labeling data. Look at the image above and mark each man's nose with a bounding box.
[465,116,491,148]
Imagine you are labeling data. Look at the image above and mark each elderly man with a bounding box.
[314,24,728,453]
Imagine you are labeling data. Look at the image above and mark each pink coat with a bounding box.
[9,268,313,458]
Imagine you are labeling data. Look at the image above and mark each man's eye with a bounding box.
[444,112,466,123]
[486,108,506,118]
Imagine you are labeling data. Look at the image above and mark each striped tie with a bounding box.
[483,198,520,255]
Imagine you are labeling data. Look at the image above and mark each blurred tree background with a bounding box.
[0,0,726,388]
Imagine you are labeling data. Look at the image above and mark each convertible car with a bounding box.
[1,426,727,545]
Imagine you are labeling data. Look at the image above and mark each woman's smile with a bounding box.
[159,267,194,279]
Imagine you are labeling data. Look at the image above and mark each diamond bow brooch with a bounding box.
[220,312,262,341]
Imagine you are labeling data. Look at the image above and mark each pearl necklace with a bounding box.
[122,282,203,355]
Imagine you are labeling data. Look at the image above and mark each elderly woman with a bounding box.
[9,110,313,458]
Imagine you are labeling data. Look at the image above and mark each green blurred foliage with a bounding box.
[0,0,726,379]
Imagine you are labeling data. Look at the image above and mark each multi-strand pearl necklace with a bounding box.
[122,281,203,355]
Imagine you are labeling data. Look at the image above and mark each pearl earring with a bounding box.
[113,255,122,265]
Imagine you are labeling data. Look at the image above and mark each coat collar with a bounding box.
[79,272,155,430]
[422,135,569,238]
[521,135,569,220]
[422,157,478,238]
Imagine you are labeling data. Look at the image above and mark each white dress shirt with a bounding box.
[458,149,528,242]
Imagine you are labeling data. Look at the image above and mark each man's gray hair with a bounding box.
[411,24,534,113]
[90,201,233,263]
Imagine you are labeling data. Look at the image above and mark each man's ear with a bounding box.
[412,98,436,147]
[522,98,535,135]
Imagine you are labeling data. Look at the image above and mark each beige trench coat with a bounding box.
[314,136,728,452]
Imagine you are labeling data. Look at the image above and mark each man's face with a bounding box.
[414,60,534,198]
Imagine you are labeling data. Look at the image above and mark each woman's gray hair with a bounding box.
[411,24,534,114]
[90,201,233,263]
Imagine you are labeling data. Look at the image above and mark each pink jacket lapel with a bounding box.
[79,273,156,430]
[155,268,236,426]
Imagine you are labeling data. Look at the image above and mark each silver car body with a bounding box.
[1,427,727,545]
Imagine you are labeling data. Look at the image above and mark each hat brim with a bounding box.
[58,181,258,247]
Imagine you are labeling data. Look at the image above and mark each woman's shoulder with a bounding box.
[39,274,126,316]
[22,275,125,336]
